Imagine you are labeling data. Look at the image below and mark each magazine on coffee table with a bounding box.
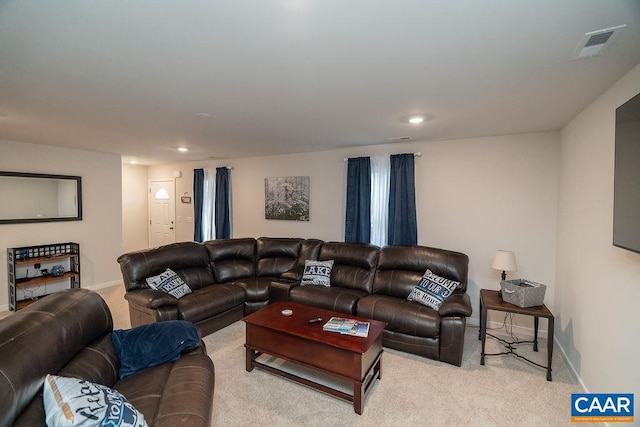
[322,316,370,337]
[344,321,370,337]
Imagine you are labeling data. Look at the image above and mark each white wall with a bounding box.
[149,131,561,327]
[0,139,123,310]
[121,164,149,252]
[556,63,640,401]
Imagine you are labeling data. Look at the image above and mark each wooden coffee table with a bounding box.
[243,301,386,415]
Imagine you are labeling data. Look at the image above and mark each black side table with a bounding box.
[479,289,555,381]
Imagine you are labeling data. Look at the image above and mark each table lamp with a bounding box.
[491,250,517,281]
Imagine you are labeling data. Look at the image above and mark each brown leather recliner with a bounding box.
[289,242,380,314]
[357,245,471,366]
[0,288,215,427]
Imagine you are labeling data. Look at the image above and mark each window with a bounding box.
[345,153,416,246]
[201,169,216,241]
[193,167,231,242]
[370,156,390,247]
[154,188,170,200]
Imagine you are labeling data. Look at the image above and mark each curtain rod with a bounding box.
[343,152,422,162]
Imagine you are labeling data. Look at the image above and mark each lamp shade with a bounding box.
[491,250,517,272]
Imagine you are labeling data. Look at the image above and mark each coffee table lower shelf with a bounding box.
[243,302,386,415]
[245,345,382,415]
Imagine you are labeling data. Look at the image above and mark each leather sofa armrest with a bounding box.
[269,279,300,303]
[280,266,304,281]
[438,293,472,317]
[124,289,178,309]
[152,354,215,427]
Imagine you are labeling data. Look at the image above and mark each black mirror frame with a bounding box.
[0,171,83,224]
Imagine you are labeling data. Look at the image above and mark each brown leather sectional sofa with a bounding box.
[0,288,215,427]
[118,237,472,366]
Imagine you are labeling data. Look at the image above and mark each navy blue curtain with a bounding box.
[215,167,231,239]
[345,157,371,243]
[388,153,417,245]
[193,168,204,242]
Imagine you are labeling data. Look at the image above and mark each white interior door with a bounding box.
[148,179,176,248]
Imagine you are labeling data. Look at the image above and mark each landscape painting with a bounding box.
[265,176,310,221]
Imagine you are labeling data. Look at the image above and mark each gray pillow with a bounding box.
[407,269,459,310]
[145,268,192,299]
[300,260,334,287]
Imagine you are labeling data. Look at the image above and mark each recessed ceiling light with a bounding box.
[400,114,433,124]
[177,147,189,152]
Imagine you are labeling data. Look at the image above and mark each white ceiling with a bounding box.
[1,1,639,165]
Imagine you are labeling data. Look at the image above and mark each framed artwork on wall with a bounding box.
[265,176,310,221]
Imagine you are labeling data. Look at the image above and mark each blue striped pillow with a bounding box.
[407,269,459,310]
[300,260,334,287]
[145,268,192,299]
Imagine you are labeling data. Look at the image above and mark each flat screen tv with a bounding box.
[613,91,640,254]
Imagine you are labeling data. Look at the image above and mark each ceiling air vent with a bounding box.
[387,136,413,143]
[570,25,626,61]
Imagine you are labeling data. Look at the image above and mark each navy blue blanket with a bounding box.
[112,320,200,379]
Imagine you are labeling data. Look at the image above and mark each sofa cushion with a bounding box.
[357,294,441,338]
[204,238,256,283]
[232,277,272,302]
[382,329,439,361]
[9,332,121,427]
[117,242,214,291]
[373,246,434,298]
[57,334,120,389]
[43,374,148,427]
[281,238,324,281]
[318,242,379,293]
[113,354,214,427]
[111,320,200,380]
[177,284,245,324]
[373,245,469,296]
[145,268,192,299]
[290,285,367,314]
[0,289,114,426]
[300,260,334,287]
[407,270,460,310]
[256,237,302,277]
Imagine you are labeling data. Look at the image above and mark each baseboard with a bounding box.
[467,317,589,394]
[467,317,549,339]
[553,337,590,393]
[0,281,121,314]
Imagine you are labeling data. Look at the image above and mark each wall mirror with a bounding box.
[0,172,82,224]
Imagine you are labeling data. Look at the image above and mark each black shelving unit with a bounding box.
[7,242,80,311]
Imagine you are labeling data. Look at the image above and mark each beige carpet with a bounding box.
[92,285,586,426]
[204,323,587,427]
